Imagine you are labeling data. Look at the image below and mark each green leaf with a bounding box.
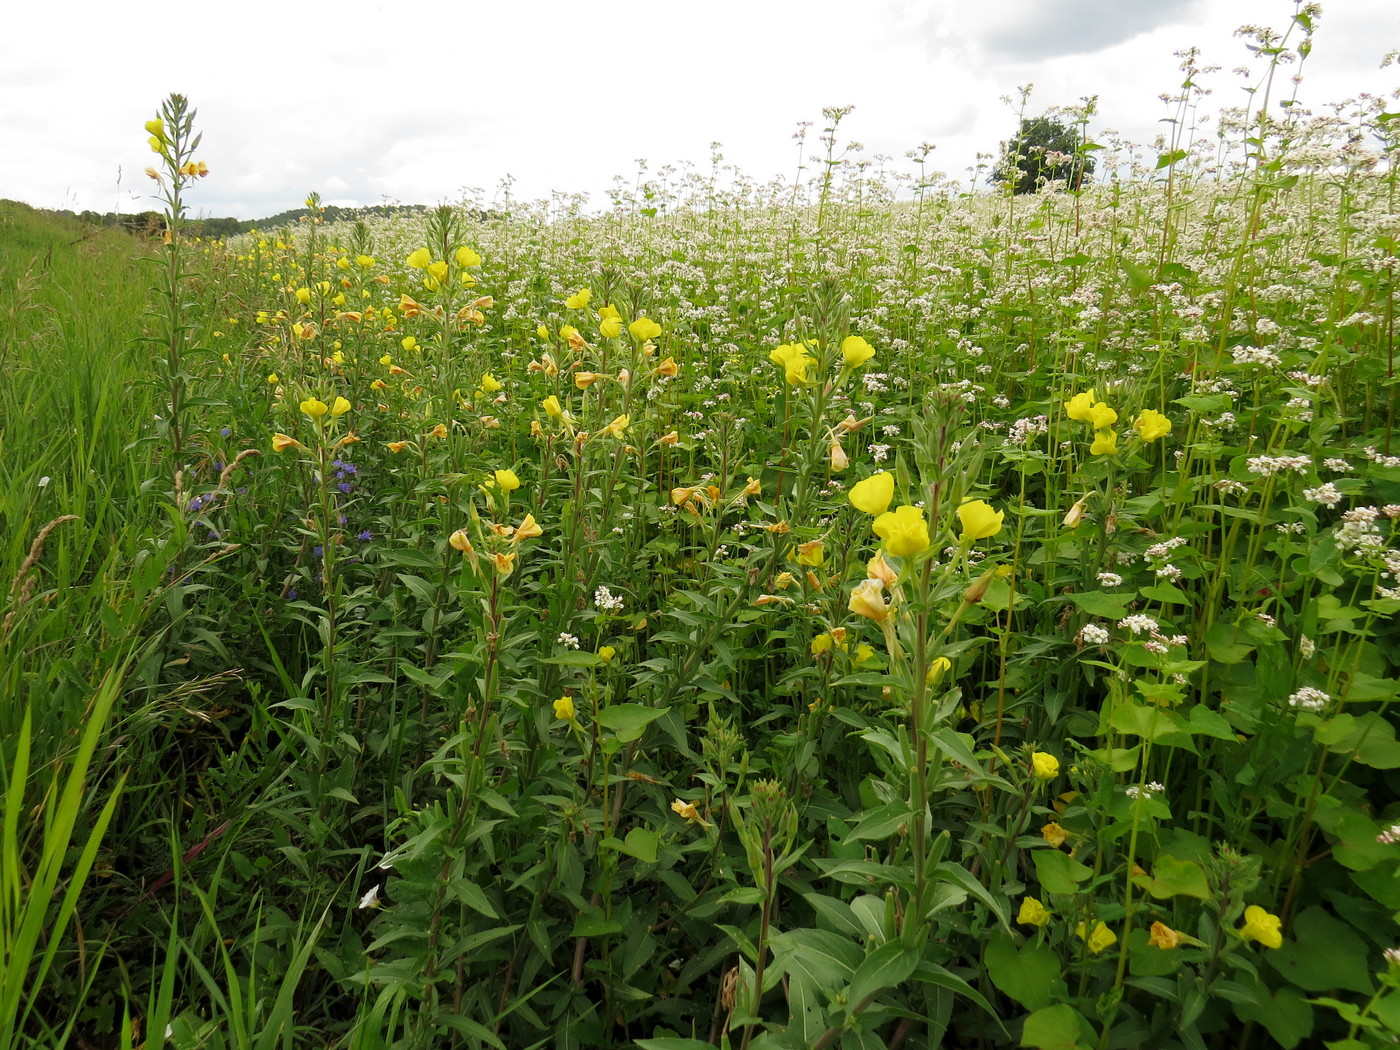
[1108,702,1196,751]
[1069,591,1132,619]
[600,827,658,864]
[1132,855,1209,899]
[1205,621,1255,664]
[570,910,623,938]
[843,800,912,844]
[1033,849,1092,894]
[1184,705,1238,741]
[986,932,1061,1010]
[1021,1003,1094,1049]
[1266,907,1372,994]
[597,704,665,742]
[1235,985,1314,1049]
[1316,712,1400,769]
[636,1041,719,1050]
[847,940,919,1010]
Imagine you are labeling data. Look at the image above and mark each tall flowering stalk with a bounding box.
[144,94,209,484]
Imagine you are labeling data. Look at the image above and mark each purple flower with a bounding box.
[357,530,373,541]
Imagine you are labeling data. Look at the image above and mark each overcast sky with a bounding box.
[3,0,1396,221]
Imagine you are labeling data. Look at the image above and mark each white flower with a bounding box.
[358,885,382,910]
[1081,624,1111,645]
[1288,687,1330,712]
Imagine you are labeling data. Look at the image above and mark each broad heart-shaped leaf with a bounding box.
[1033,849,1092,894]
[1020,1003,1095,1049]
[986,931,1062,1010]
[599,827,658,864]
[1266,906,1373,994]
[1108,702,1198,752]
[1234,983,1314,1049]
[1132,855,1210,899]
[1315,712,1400,769]
[597,703,666,742]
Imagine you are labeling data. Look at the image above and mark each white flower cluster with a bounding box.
[1232,345,1282,367]
[1334,506,1384,555]
[1247,454,1311,476]
[1302,483,1343,508]
[1287,686,1329,711]
[1080,623,1111,645]
[594,585,625,613]
[1126,782,1165,799]
[1007,415,1049,445]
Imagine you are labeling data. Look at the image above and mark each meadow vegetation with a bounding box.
[4,13,1400,1049]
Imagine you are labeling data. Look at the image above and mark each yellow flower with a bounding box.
[144,118,165,138]
[565,288,591,309]
[957,499,1004,542]
[448,529,475,555]
[536,324,550,340]
[1018,897,1052,927]
[840,335,875,367]
[1032,752,1060,779]
[599,315,623,338]
[480,372,502,392]
[399,294,422,317]
[300,397,329,420]
[873,505,931,557]
[867,551,898,586]
[628,317,662,341]
[405,248,431,269]
[926,656,952,684]
[854,643,876,665]
[427,423,448,440]
[1041,822,1068,848]
[401,336,418,353]
[795,540,825,566]
[1134,409,1172,442]
[494,469,521,491]
[598,645,616,663]
[542,395,564,418]
[829,438,849,471]
[1063,494,1090,528]
[387,440,410,453]
[1149,922,1182,949]
[295,287,312,304]
[671,799,711,826]
[602,414,629,439]
[455,246,481,267]
[1239,905,1283,949]
[849,472,895,515]
[1076,921,1117,954]
[266,373,280,384]
[553,695,576,722]
[848,578,889,623]
[271,432,304,453]
[1065,390,1098,422]
[356,254,375,268]
[512,514,543,541]
[330,396,351,417]
[811,632,835,656]
[1090,429,1118,456]
[656,356,680,378]
[492,551,516,576]
[769,342,814,385]
[1087,402,1118,430]
[427,261,449,284]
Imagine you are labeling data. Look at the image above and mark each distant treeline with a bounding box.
[31,202,498,240]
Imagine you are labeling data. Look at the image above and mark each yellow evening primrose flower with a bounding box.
[565,288,591,309]
[1076,921,1117,954]
[671,799,711,826]
[848,578,889,623]
[271,433,304,453]
[841,335,875,367]
[513,514,543,541]
[1149,922,1182,949]
[387,440,410,453]
[356,254,375,268]
[295,287,312,304]
[926,656,952,684]
[849,472,895,515]
[769,342,814,385]
[492,551,517,576]
[1090,429,1119,456]
[1041,822,1068,848]
[405,248,431,269]
[330,396,351,417]
[1018,897,1052,927]
[542,395,564,418]
[628,317,662,341]
[553,695,576,722]
[602,414,629,439]
[1065,390,1098,422]
[1087,402,1118,430]
[795,540,825,567]
[448,529,474,555]
[494,469,521,491]
[957,499,1004,542]
[599,315,623,338]
[1032,752,1060,779]
[300,397,329,420]
[427,261,448,284]
[1134,409,1172,442]
[598,645,615,663]
[480,372,502,393]
[455,246,481,267]
[266,373,280,384]
[873,505,931,557]
[1239,905,1283,949]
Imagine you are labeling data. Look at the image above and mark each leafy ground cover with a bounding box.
[4,19,1400,1050]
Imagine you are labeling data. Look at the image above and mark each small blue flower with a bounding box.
[357,529,373,541]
